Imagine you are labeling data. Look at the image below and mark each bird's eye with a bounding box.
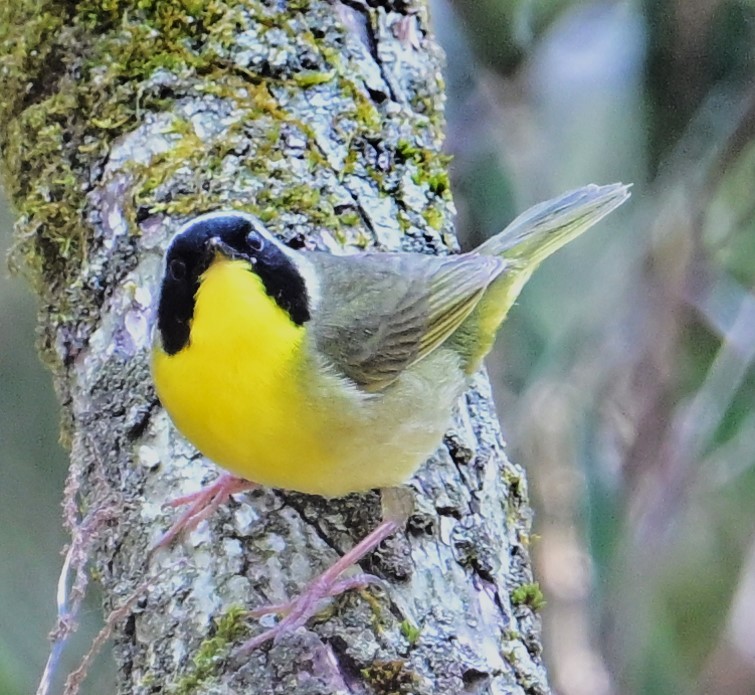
[169,258,187,281]
[246,230,265,252]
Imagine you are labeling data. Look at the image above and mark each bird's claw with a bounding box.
[241,572,382,651]
[152,473,256,552]
[238,517,401,652]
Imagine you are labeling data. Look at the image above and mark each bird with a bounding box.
[150,182,629,650]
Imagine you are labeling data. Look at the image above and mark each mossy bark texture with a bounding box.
[1,1,550,693]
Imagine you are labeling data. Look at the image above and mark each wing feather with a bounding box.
[306,251,505,392]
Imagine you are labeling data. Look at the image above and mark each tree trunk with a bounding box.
[1,1,550,693]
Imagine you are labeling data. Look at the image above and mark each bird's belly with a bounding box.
[153,342,466,497]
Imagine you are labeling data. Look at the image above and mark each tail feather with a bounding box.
[453,183,631,374]
[476,183,631,268]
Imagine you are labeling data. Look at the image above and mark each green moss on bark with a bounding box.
[1,0,450,323]
[170,605,249,695]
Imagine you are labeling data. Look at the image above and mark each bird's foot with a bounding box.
[239,517,400,652]
[241,573,383,651]
[248,574,382,619]
[153,473,257,551]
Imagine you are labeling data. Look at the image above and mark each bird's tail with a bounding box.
[476,182,631,267]
[454,183,630,374]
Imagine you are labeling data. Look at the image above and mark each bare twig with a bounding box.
[63,562,184,695]
[35,436,120,695]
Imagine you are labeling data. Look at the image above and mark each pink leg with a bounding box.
[152,472,257,551]
[239,517,400,652]
[248,573,385,618]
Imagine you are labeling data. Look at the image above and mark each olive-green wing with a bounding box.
[306,251,505,392]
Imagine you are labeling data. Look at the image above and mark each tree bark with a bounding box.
[1,1,550,693]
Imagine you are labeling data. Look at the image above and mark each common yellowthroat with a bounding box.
[151,183,629,649]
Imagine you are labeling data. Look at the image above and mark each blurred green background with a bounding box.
[2,0,754,693]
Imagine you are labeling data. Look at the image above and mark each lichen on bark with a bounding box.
[0,1,550,693]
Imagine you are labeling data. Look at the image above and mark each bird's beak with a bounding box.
[207,236,238,260]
